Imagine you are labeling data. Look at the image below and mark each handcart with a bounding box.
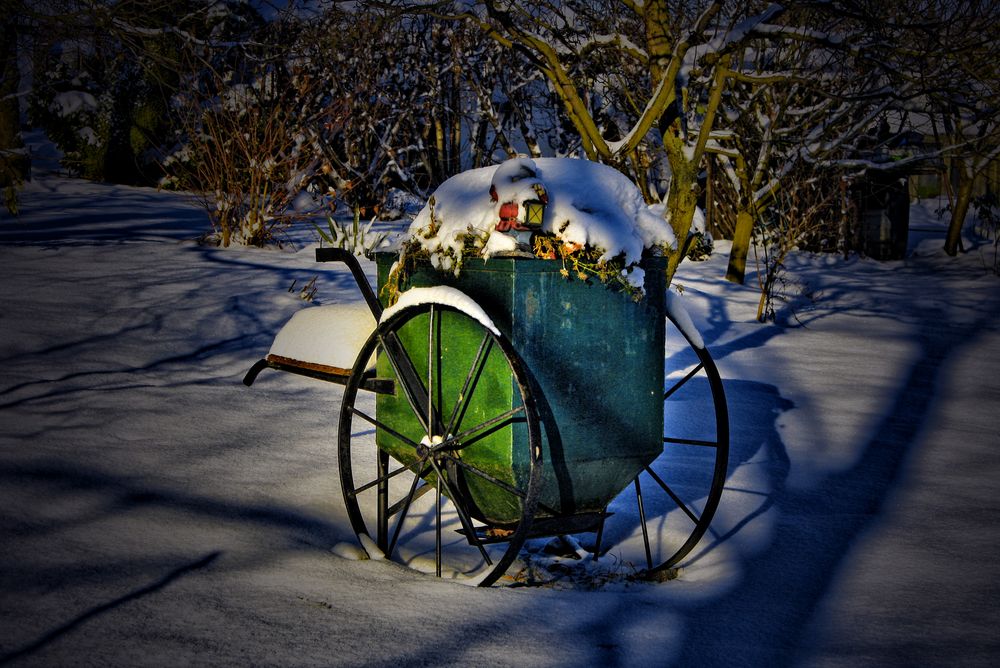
[246,158,728,586]
[245,246,728,586]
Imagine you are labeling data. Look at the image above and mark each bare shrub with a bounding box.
[754,169,841,322]
[164,61,323,247]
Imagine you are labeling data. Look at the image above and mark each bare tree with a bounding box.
[914,2,1000,255]
[716,1,1000,269]
[388,1,998,286]
[389,1,909,283]
[1,4,28,213]
[289,5,567,215]
[711,27,910,281]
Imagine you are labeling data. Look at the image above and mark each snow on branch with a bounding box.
[726,70,819,86]
[691,3,786,63]
[576,33,648,61]
[108,18,246,49]
[703,139,740,159]
[748,22,845,47]
[605,71,671,157]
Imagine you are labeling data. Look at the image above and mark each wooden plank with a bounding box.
[262,354,394,395]
[266,354,354,379]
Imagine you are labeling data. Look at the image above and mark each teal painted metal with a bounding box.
[375,253,666,519]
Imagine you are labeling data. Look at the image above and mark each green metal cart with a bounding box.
[246,247,729,586]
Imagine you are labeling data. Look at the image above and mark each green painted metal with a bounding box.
[373,305,526,525]
[374,253,666,524]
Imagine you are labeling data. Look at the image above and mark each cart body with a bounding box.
[374,253,667,524]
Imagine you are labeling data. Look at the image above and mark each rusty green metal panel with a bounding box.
[375,254,666,522]
[372,304,523,525]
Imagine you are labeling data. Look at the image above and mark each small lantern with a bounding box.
[523,199,545,229]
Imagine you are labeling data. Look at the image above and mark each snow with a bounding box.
[2,147,1000,665]
[268,303,376,370]
[665,291,704,349]
[50,90,97,117]
[406,157,676,271]
[380,286,500,336]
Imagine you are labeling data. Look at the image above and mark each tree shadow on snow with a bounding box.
[0,551,221,666]
[590,377,793,576]
[507,253,1000,666]
[0,458,351,662]
[0,179,209,245]
[671,267,999,665]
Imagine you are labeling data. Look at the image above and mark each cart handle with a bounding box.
[315,248,383,320]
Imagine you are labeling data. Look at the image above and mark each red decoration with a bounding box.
[497,202,527,232]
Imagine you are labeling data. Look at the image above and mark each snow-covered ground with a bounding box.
[2,151,999,666]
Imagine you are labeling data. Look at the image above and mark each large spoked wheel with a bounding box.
[615,313,729,577]
[338,302,543,587]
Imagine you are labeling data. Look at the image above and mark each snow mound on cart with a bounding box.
[406,157,676,271]
[268,303,376,370]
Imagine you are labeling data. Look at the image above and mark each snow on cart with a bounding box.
[245,157,729,586]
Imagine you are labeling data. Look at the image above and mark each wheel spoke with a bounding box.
[644,465,700,525]
[386,464,426,558]
[386,477,433,517]
[441,453,528,501]
[351,407,421,451]
[376,450,389,552]
[634,477,653,570]
[663,362,705,400]
[435,474,442,577]
[446,405,526,449]
[428,305,435,434]
[428,458,493,566]
[378,332,431,435]
[446,332,494,437]
[352,455,426,497]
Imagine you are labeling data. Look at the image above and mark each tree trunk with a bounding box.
[663,152,699,285]
[1,15,28,190]
[725,209,754,283]
[944,165,974,256]
[705,157,714,235]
